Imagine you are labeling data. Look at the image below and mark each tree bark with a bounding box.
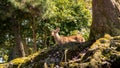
[31,18,37,52]
[89,0,120,41]
[12,21,26,57]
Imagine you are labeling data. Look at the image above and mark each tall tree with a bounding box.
[12,22,26,57]
[89,0,120,42]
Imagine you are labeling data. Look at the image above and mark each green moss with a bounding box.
[69,63,79,68]
[10,57,28,65]
[50,63,54,68]
[81,34,120,68]
[79,63,89,68]
[89,59,99,68]
[0,64,7,68]
[104,34,112,40]
[8,51,40,68]
[113,36,120,40]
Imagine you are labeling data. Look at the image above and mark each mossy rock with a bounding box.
[4,34,120,68]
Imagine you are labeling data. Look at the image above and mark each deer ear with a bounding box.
[56,28,60,31]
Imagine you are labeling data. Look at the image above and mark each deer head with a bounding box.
[51,28,60,36]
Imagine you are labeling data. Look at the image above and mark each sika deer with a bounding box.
[51,28,85,44]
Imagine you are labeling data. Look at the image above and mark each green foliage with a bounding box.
[42,0,91,35]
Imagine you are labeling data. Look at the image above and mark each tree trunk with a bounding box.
[7,46,17,61]
[31,18,37,52]
[89,0,120,42]
[12,23,26,57]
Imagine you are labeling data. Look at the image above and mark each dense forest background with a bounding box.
[0,0,91,62]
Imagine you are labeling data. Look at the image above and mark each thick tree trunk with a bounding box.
[12,23,26,57]
[89,0,120,41]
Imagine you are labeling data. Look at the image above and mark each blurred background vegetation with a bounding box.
[0,0,91,62]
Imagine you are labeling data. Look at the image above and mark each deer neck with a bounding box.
[54,33,62,44]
